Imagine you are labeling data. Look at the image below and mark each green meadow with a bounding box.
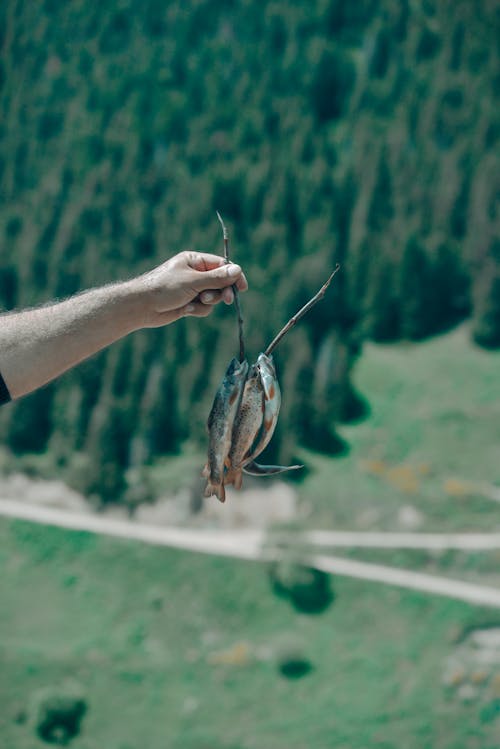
[1,328,499,748]
[299,325,500,534]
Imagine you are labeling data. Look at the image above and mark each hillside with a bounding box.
[0,0,498,502]
[298,325,500,537]
[1,322,500,747]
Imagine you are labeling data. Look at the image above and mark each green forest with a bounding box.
[0,0,498,503]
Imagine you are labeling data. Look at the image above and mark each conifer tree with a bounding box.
[367,148,394,233]
[364,254,400,342]
[472,239,500,349]
[399,235,434,340]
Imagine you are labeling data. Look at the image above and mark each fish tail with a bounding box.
[204,480,226,503]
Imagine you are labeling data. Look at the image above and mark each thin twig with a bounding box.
[264,264,341,357]
[216,211,245,362]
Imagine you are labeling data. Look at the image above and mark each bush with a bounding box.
[269,560,334,614]
[277,648,313,679]
[31,684,87,745]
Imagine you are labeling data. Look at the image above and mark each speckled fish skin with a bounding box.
[203,357,249,502]
[242,353,303,478]
[251,353,281,457]
[225,366,265,489]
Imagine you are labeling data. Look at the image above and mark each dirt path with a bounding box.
[2,497,500,609]
[295,529,500,550]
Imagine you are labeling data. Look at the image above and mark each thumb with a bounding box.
[192,263,242,291]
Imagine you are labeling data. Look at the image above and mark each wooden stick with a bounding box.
[264,264,341,357]
[216,212,245,362]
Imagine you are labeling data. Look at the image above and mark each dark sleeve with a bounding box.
[0,370,11,406]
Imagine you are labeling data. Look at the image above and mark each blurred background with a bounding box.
[0,1,499,747]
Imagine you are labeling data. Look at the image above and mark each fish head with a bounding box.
[225,357,249,381]
[207,357,248,431]
[221,358,250,401]
[222,357,249,411]
[256,352,276,380]
[250,352,281,453]
[256,353,280,408]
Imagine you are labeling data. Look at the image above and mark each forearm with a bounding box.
[0,280,145,399]
[0,250,248,400]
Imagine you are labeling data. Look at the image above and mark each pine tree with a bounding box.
[6,386,55,454]
[83,397,130,504]
[367,149,394,233]
[399,235,434,340]
[364,255,400,342]
[310,49,356,124]
[432,241,470,332]
[472,239,500,349]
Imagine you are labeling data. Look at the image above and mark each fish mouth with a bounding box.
[247,363,259,379]
[225,357,244,376]
[223,358,250,384]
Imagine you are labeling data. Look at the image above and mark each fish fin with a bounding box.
[233,470,243,490]
[224,467,242,489]
[242,461,304,476]
[204,480,226,503]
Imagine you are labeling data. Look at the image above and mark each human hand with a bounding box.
[134,251,248,327]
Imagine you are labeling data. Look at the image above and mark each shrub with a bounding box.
[31,684,87,745]
[269,560,334,614]
[277,649,314,679]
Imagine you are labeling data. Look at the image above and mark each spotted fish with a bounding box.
[242,353,302,478]
[225,365,265,490]
[203,357,249,502]
[225,353,302,490]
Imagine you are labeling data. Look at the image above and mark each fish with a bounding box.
[248,353,281,457]
[204,214,339,502]
[241,353,303,478]
[224,365,265,490]
[225,353,303,490]
[203,357,249,502]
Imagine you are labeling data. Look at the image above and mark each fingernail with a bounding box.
[202,292,214,302]
[186,304,195,313]
[228,264,241,277]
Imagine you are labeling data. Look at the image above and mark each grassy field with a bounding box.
[1,327,500,748]
[296,325,500,534]
[1,519,500,749]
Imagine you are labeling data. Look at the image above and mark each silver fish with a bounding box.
[203,357,249,502]
[225,365,265,489]
[204,215,339,502]
[225,353,302,490]
[241,353,302,478]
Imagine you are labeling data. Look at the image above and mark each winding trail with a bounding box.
[1,497,500,609]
